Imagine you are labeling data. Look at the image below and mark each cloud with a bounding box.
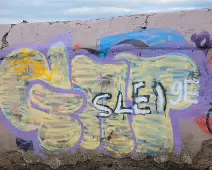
[0,0,211,24]
[63,7,135,17]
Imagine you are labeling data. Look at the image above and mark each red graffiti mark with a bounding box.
[194,114,212,135]
[208,56,212,67]
[74,44,81,50]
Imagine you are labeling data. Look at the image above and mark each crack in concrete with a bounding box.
[140,14,150,30]
[145,14,149,28]
[140,14,156,30]
[1,24,16,50]
[109,17,115,30]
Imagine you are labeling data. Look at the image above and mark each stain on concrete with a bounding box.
[192,139,212,169]
[1,140,212,170]
[0,151,198,170]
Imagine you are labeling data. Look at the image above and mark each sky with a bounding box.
[0,0,212,24]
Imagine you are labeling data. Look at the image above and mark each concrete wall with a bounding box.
[0,8,212,169]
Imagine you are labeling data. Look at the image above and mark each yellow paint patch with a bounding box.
[8,48,56,81]
[72,55,134,156]
[0,43,200,157]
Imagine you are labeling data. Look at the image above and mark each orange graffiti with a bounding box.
[194,114,212,135]
[8,48,56,81]
[74,44,81,50]
[208,55,212,67]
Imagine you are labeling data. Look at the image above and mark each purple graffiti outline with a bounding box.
[71,50,134,155]
[105,41,212,153]
[26,80,87,156]
[0,30,211,157]
[0,33,89,158]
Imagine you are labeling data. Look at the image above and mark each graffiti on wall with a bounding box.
[0,28,211,158]
[191,32,212,135]
[7,48,56,81]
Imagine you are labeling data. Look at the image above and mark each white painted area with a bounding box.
[114,92,133,114]
[170,79,199,105]
[92,93,113,117]
[132,81,151,115]
[133,104,151,115]
[170,80,183,105]
[156,82,166,112]
[135,96,148,103]
[184,79,198,104]
[187,79,199,84]
[133,82,145,94]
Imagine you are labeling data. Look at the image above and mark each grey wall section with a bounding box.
[0,8,212,169]
[2,9,212,49]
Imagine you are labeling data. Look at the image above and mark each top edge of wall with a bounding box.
[1,8,212,26]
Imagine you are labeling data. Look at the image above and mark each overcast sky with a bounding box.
[0,0,212,24]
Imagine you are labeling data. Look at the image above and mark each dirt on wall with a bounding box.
[0,152,197,170]
[0,139,212,170]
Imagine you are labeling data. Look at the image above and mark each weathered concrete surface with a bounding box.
[0,151,198,170]
[1,8,212,50]
[0,8,212,169]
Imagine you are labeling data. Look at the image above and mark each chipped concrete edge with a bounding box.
[0,24,16,50]
[0,8,211,51]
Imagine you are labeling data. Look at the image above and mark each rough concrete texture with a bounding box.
[1,8,212,50]
[0,8,212,169]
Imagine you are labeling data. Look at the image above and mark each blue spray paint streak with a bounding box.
[99,28,186,58]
